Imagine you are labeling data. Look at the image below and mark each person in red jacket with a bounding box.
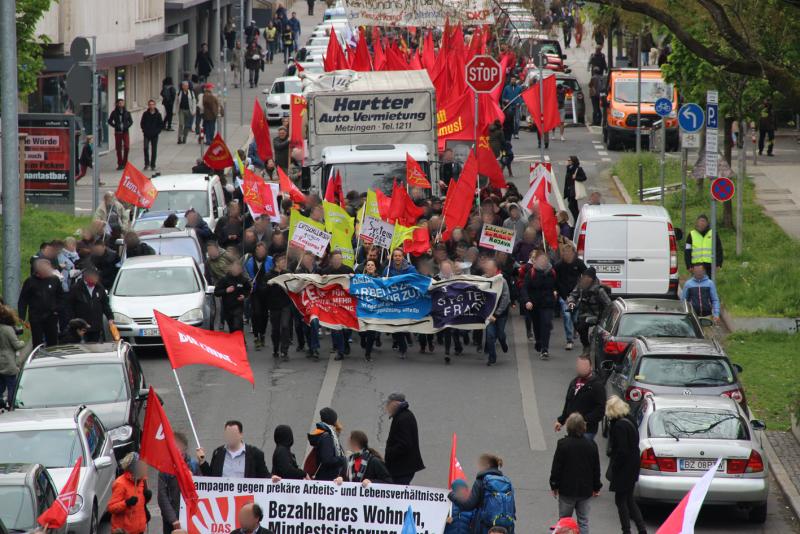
[108,452,150,534]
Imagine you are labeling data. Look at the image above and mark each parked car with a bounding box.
[0,406,118,534]
[262,76,302,123]
[110,255,215,345]
[138,174,226,231]
[121,228,205,268]
[525,70,585,123]
[573,204,682,297]
[634,395,768,523]
[14,342,147,458]
[603,337,748,415]
[131,210,187,232]
[588,298,710,372]
[0,464,64,534]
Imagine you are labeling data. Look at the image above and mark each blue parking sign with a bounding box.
[655,97,673,117]
[707,103,719,129]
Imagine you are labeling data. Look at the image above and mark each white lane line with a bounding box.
[602,157,612,162]
[305,356,343,456]
[597,150,609,156]
[544,154,550,163]
[512,315,547,451]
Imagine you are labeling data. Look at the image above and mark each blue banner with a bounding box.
[349,273,432,320]
[430,282,498,329]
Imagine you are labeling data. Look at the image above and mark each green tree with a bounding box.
[16,0,54,98]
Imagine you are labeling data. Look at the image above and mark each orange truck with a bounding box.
[602,67,679,151]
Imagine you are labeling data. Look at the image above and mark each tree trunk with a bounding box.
[722,117,734,227]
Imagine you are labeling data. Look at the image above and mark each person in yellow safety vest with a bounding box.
[683,214,723,276]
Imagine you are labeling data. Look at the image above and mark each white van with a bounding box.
[137,174,226,230]
[573,204,681,297]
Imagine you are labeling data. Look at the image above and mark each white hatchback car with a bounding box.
[262,76,302,123]
[110,255,215,345]
[139,174,226,230]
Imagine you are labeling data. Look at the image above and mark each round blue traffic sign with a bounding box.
[711,177,735,202]
[655,97,673,117]
[678,103,704,133]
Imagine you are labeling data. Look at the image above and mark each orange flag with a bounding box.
[115,162,158,208]
[406,152,431,189]
[202,133,233,170]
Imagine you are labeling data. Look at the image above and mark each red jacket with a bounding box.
[107,472,147,534]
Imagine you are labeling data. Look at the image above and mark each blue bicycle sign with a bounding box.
[655,98,673,117]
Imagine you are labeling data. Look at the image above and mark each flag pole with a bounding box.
[171,368,202,449]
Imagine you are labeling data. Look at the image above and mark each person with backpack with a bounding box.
[520,250,557,360]
[563,156,587,223]
[566,267,611,352]
[448,453,516,534]
[306,407,346,481]
[160,77,176,131]
[445,479,475,534]
[554,245,586,351]
[606,396,647,534]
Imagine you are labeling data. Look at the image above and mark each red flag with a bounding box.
[384,44,409,71]
[294,60,305,72]
[406,153,431,189]
[448,433,467,487]
[140,387,199,521]
[408,50,422,70]
[243,168,277,219]
[539,198,559,250]
[422,32,435,77]
[38,457,82,529]
[325,170,346,207]
[352,31,372,71]
[115,163,159,208]
[442,152,478,240]
[388,179,424,226]
[278,166,307,205]
[373,33,386,71]
[374,189,391,219]
[155,310,254,385]
[404,227,431,256]
[250,99,273,162]
[477,136,507,188]
[202,133,234,170]
[521,75,560,134]
[323,27,348,71]
[289,94,306,160]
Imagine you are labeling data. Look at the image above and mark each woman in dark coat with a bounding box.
[563,155,587,222]
[335,430,392,485]
[520,250,557,360]
[306,407,346,481]
[606,395,647,534]
[272,425,306,479]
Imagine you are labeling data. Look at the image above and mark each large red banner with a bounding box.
[287,283,359,330]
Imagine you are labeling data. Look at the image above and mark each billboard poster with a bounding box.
[19,114,76,209]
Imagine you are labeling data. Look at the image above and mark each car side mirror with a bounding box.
[115,239,124,247]
[750,419,766,431]
[565,67,572,74]
[561,54,567,59]
[699,317,714,327]
[94,456,114,470]
[205,285,215,295]
[137,388,149,401]
[733,363,743,374]
[600,360,614,371]
[585,316,598,326]
[674,228,684,241]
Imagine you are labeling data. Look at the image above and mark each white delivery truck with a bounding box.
[304,70,438,195]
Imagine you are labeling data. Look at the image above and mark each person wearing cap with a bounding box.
[66,266,114,342]
[550,517,579,534]
[306,408,346,480]
[384,393,425,485]
[196,420,270,478]
[566,267,611,352]
[107,452,150,534]
[549,413,601,534]
[444,479,475,534]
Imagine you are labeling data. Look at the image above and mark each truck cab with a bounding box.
[320,143,431,196]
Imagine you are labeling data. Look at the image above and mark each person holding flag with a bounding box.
[445,479,475,534]
[448,453,516,534]
[157,430,200,534]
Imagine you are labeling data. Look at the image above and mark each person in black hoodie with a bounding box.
[107,98,133,170]
[384,392,424,485]
[555,354,606,441]
[563,155,587,223]
[85,241,120,289]
[271,425,306,480]
[18,260,63,347]
[306,407,346,481]
[335,430,392,486]
[549,413,601,534]
[140,99,164,171]
[264,254,292,360]
[67,267,114,342]
[520,250,557,360]
[214,202,244,249]
[554,246,586,351]
[123,232,155,259]
[214,262,251,333]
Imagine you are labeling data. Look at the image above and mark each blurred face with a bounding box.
[207,245,220,258]
[576,357,592,378]
[439,262,453,277]
[579,274,593,288]
[238,504,260,531]
[364,260,376,275]
[275,256,287,271]
[84,272,100,286]
[692,264,706,279]
[175,437,189,455]
[229,263,243,277]
[278,128,288,140]
[223,424,243,449]
[392,249,404,266]
[483,261,497,277]
[133,460,148,479]
[534,254,548,269]
[147,100,156,111]
[330,254,343,268]
[695,217,709,232]
[562,247,575,263]
[117,99,125,109]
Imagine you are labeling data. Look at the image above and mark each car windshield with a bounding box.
[146,190,209,217]
[325,162,431,196]
[617,314,700,338]
[532,42,561,58]
[272,80,302,94]
[0,487,35,531]
[141,236,201,263]
[0,429,83,468]
[556,79,580,92]
[636,357,734,387]
[114,266,200,297]
[15,363,127,407]
[649,409,748,440]
[133,217,186,231]
[614,79,674,103]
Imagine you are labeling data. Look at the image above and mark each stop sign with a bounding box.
[465,55,502,93]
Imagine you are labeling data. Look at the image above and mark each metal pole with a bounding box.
[474,92,479,206]
[736,122,746,256]
[91,37,99,212]
[1,0,21,308]
[635,31,642,154]
[711,198,717,281]
[216,0,224,138]
[538,52,545,163]
[239,0,245,126]
[680,147,687,232]
[660,120,666,205]
[172,369,202,448]
[223,48,228,138]
[638,162,644,202]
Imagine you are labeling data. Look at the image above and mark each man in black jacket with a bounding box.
[384,392,425,485]
[67,267,114,342]
[195,43,214,82]
[554,247,586,351]
[123,232,155,259]
[140,99,164,171]
[232,503,274,534]
[272,425,306,479]
[108,98,133,170]
[272,127,290,171]
[264,254,292,360]
[214,262,251,333]
[555,354,606,441]
[197,420,269,478]
[18,259,63,346]
[85,241,120,289]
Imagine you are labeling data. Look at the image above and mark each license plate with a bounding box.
[641,128,651,135]
[679,458,725,472]
[594,264,621,274]
[140,328,160,337]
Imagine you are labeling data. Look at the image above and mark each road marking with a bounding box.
[305,355,343,456]
[511,316,547,451]
[544,154,550,163]
[597,150,608,156]
[602,157,612,162]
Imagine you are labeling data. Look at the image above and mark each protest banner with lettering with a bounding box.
[181,477,450,534]
[478,224,515,254]
[290,221,332,258]
[349,273,432,321]
[340,0,494,27]
[359,216,395,249]
[429,278,499,329]
[268,274,359,330]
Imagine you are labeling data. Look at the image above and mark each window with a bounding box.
[620,353,633,378]
[0,487,35,530]
[114,267,200,297]
[15,363,128,407]
[137,0,161,21]
[649,410,747,440]
[0,429,83,469]
[617,313,701,338]
[115,67,127,102]
[636,357,735,387]
[83,414,107,459]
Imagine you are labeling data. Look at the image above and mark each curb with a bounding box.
[762,433,800,519]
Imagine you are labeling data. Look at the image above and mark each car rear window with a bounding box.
[636,356,734,387]
[649,409,748,440]
[15,363,128,407]
[617,313,700,338]
[0,429,83,468]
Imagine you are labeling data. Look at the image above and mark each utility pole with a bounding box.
[1,0,21,308]
[736,122,746,255]
[635,30,642,154]
[538,51,545,163]
[216,0,223,138]
[239,0,245,126]
[91,37,99,212]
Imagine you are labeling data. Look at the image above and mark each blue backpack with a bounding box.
[479,474,516,530]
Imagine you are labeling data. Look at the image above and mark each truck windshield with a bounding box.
[614,80,674,104]
[325,162,431,196]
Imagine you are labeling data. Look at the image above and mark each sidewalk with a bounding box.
[749,134,800,240]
